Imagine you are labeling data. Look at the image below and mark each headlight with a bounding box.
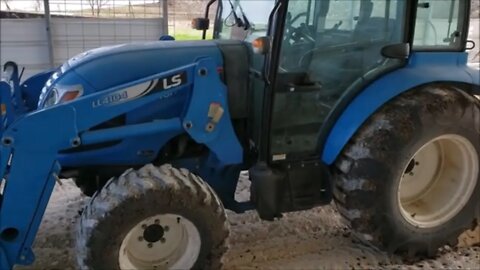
[42,84,83,108]
[43,88,59,108]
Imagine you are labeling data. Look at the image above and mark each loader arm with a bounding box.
[0,57,242,269]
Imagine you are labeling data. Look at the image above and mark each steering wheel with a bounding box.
[290,11,307,25]
[284,12,315,44]
[281,12,316,71]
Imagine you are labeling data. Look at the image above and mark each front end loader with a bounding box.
[0,0,479,269]
[0,50,245,268]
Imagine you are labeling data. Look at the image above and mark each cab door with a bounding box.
[267,0,412,163]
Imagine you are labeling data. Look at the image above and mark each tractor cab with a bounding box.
[209,0,468,162]
[195,0,472,219]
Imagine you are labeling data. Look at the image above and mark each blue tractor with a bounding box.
[0,0,479,269]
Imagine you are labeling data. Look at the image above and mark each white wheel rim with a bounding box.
[398,134,479,228]
[119,214,201,269]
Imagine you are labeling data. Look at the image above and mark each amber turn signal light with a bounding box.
[252,37,270,55]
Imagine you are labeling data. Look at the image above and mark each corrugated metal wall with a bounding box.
[1,17,164,78]
[1,18,50,76]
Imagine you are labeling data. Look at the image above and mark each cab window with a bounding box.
[216,0,275,41]
[270,0,407,160]
[413,0,466,50]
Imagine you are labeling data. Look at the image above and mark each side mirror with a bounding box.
[381,43,410,60]
[192,18,210,31]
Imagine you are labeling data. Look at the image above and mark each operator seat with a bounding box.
[351,1,398,72]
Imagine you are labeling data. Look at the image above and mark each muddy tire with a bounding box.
[73,172,107,197]
[76,164,229,270]
[333,85,480,258]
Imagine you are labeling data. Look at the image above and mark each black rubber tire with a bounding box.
[333,85,480,258]
[74,172,107,197]
[76,164,229,270]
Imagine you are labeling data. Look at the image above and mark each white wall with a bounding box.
[0,19,51,77]
[468,19,480,64]
[1,17,164,78]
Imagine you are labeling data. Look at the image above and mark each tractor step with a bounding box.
[249,161,332,221]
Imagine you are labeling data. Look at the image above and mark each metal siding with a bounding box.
[0,19,52,77]
[1,18,164,78]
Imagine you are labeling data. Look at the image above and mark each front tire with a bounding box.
[333,86,480,257]
[76,164,229,269]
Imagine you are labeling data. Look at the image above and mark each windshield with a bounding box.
[217,0,276,41]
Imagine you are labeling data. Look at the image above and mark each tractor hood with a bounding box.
[63,40,224,91]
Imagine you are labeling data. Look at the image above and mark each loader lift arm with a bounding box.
[0,57,242,269]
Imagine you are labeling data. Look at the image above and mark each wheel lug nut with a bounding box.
[154,219,160,224]
[164,226,169,232]
[148,243,153,248]
[160,238,166,243]
[141,224,147,229]
[138,236,143,242]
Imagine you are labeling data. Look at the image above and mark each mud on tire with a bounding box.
[76,164,229,270]
[333,85,480,258]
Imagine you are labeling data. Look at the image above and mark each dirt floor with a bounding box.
[15,173,480,270]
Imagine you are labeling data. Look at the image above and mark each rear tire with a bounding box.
[333,86,480,258]
[76,164,229,269]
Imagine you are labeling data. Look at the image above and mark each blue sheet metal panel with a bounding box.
[0,56,240,268]
[0,246,11,269]
[61,119,184,166]
[58,131,182,166]
[67,64,196,131]
[36,40,226,167]
[58,85,189,166]
[0,89,174,267]
[21,70,54,111]
[321,52,478,165]
[80,118,183,145]
[62,66,196,165]
[183,57,243,165]
[0,66,188,268]
[0,82,16,131]
[0,106,78,267]
[19,162,62,265]
[70,41,223,91]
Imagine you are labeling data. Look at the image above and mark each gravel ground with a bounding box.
[15,173,480,270]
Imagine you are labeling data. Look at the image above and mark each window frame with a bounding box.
[412,0,470,52]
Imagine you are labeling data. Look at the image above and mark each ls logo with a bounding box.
[159,72,187,91]
[163,74,183,90]
[92,71,188,108]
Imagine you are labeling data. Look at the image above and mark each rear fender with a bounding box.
[322,52,479,165]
